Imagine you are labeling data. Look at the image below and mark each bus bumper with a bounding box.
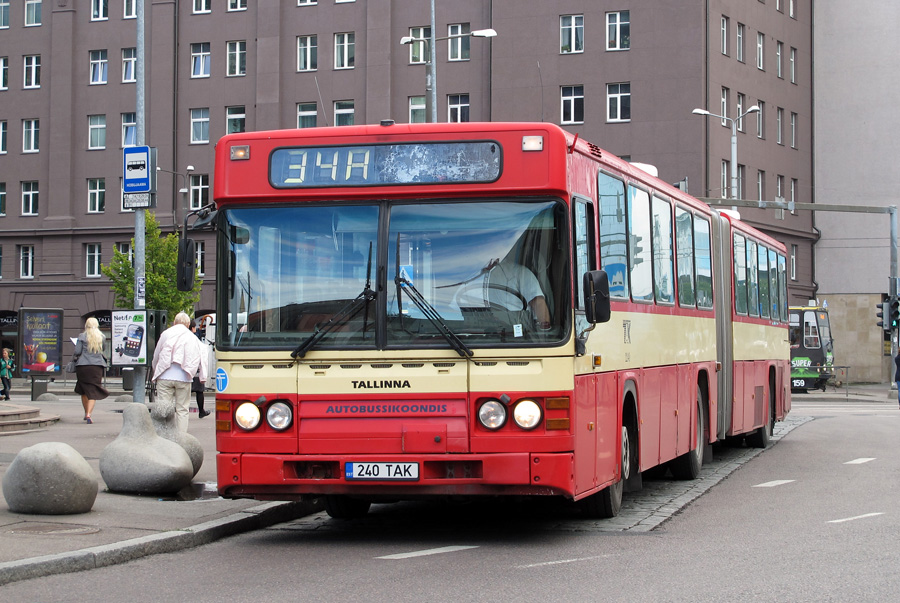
[217,452,575,499]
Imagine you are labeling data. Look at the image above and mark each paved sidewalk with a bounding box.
[0,379,319,586]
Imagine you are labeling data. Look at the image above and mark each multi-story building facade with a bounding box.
[0,0,816,365]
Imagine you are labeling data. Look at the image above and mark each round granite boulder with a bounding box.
[99,403,194,494]
[2,442,98,514]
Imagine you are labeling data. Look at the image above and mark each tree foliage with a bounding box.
[101,211,202,318]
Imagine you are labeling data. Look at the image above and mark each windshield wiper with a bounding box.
[394,242,473,358]
[291,243,376,359]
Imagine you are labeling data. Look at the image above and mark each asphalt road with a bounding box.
[5,396,899,602]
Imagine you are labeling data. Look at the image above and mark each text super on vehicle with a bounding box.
[178,122,789,519]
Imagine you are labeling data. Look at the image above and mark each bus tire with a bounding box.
[581,421,632,518]
[324,495,371,519]
[670,386,705,480]
[747,379,775,448]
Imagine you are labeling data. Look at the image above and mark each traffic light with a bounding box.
[877,301,889,332]
[890,299,900,330]
[629,234,644,265]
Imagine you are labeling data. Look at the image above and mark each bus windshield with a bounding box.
[219,199,568,350]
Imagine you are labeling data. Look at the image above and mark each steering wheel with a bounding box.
[483,283,528,312]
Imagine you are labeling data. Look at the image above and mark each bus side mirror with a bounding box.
[176,238,196,291]
[584,270,611,324]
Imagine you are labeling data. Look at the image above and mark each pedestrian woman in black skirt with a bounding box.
[73,317,109,424]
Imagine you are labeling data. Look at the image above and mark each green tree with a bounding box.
[101,211,202,318]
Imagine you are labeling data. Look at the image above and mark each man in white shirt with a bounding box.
[152,312,208,432]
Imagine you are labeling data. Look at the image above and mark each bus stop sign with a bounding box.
[123,146,156,194]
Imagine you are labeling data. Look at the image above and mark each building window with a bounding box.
[0,0,8,28]
[736,93,746,131]
[757,170,765,201]
[92,0,108,21]
[776,175,784,201]
[790,245,797,280]
[19,245,34,279]
[448,94,469,123]
[721,87,729,126]
[607,11,630,50]
[226,105,245,133]
[122,48,136,82]
[297,103,317,128]
[228,0,247,10]
[90,50,108,84]
[22,181,39,215]
[0,120,6,154]
[190,108,210,143]
[407,27,429,63]
[297,35,317,71]
[227,41,246,77]
[191,43,211,78]
[195,241,206,276]
[791,178,798,213]
[193,0,210,14]
[721,160,729,199]
[88,178,105,213]
[121,112,136,147]
[123,0,136,19]
[23,55,41,89]
[607,83,631,122]
[790,112,797,148]
[25,0,41,27]
[0,182,6,215]
[0,56,7,89]
[736,23,744,62]
[297,0,316,5]
[334,33,355,69]
[737,164,745,200]
[86,244,102,277]
[189,174,209,210]
[756,101,765,139]
[409,96,426,123]
[776,42,783,78]
[560,15,584,54]
[334,100,354,126]
[790,47,797,83]
[756,32,764,70]
[790,0,795,18]
[116,242,133,263]
[448,23,470,61]
[721,16,729,55]
[23,119,39,153]
[560,85,583,124]
[88,115,106,149]
[776,107,783,144]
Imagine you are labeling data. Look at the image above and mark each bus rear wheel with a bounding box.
[670,387,705,480]
[324,495,371,519]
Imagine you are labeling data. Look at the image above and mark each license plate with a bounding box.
[345,462,419,481]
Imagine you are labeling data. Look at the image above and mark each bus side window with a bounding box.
[733,234,748,315]
[598,171,629,299]
[675,206,696,307]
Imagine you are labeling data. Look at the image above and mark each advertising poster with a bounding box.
[17,308,64,375]
[111,310,149,366]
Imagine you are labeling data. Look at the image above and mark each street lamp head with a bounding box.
[472,28,497,38]
[691,108,710,116]
[745,104,761,114]
[400,36,414,45]
[186,165,195,172]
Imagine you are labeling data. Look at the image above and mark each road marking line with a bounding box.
[844,458,876,464]
[752,479,796,488]
[828,512,884,524]
[377,546,479,560]
[517,555,612,569]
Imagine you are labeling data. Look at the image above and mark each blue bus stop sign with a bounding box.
[123,146,153,193]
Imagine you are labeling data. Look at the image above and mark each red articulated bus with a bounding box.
[180,121,789,519]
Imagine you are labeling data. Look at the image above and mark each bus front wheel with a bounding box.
[581,422,632,518]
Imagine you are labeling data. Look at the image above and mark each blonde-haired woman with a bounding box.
[73,317,109,423]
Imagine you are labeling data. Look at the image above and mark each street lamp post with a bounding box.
[692,105,760,201]
[400,28,497,123]
[157,165,194,227]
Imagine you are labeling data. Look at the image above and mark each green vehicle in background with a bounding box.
[789,305,834,392]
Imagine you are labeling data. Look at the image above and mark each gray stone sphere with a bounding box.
[2,442,98,515]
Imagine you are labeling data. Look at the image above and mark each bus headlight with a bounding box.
[513,399,542,430]
[478,400,507,430]
[234,402,262,431]
[266,401,293,431]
